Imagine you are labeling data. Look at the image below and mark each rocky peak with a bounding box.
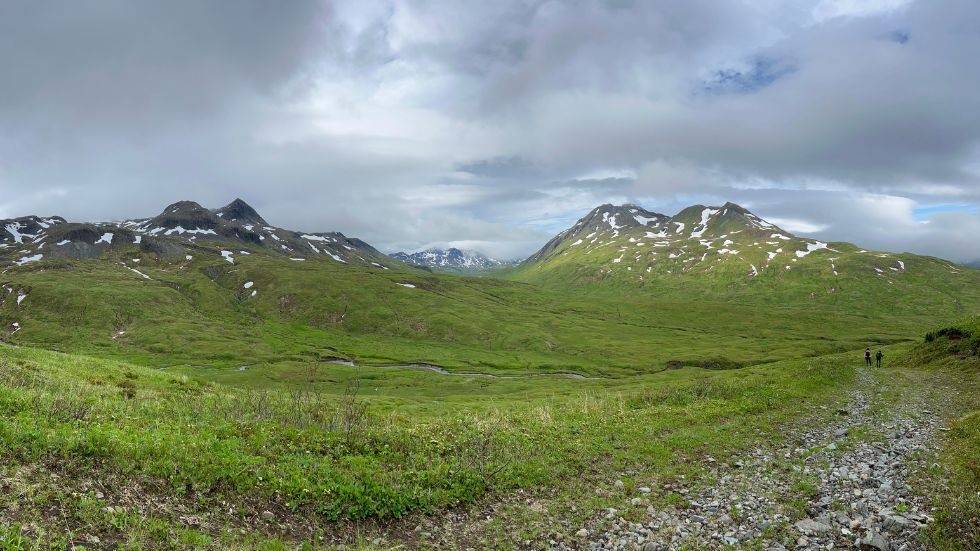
[213,198,267,226]
[572,204,669,235]
[160,200,209,217]
[525,204,669,263]
[668,202,786,239]
[149,201,222,230]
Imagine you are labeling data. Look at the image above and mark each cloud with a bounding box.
[1,0,979,262]
[0,1,328,140]
[455,156,540,179]
[811,0,915,22]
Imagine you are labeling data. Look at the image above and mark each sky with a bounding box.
[1,0,980,262]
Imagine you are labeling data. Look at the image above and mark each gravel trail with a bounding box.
[572,367,945,551]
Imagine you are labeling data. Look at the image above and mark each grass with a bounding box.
[0,343,862,547]
[924,408,980,549]
[892,316,980,550]
[0,249,951,381]
[0,239,978,548]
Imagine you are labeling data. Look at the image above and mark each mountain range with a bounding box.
[4,199,976,300]
[1,198,392,269]
[389,248,517,272]
[3,197,975,331]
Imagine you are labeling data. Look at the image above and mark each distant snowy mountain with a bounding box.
[389,248,516,272]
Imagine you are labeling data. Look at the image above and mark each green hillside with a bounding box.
[511,203,980,317]
[2,237,967,381]
[1,199,978,548]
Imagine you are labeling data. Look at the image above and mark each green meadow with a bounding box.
[3,248,968,377]
[0,246,978,548]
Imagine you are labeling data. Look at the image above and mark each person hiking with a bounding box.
[865,348,872,366]
[875,349,883,368]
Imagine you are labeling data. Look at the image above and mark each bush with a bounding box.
[663,358,744,370]
[937,327,971,340]
[922,325,980,359]
[695,357,744,370]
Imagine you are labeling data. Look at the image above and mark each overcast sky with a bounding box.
[1,0,979,262]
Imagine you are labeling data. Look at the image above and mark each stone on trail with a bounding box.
[881,513,914,530]
[794,518,832,534]
[860,530,891,550]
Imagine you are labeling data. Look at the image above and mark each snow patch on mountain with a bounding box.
[390,248,513,271]
[795,241,828,258]
[689,208,719,238]
[15,254,43,266]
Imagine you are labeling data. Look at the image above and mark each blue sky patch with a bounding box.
[701,57,797,95]
[914,203,977,221]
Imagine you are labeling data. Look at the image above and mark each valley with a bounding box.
[0,200,977,550]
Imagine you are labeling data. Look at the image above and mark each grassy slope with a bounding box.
[1,332,974,548]
[0,342,859,548]
[895,316,980,549]
[508,213,980,323]
[1,241,967,383]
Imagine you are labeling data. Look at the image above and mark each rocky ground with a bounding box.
[571,368,945,550]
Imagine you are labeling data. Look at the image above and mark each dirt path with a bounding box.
[575,367,947,550]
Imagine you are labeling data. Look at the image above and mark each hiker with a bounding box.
[875,349,884,368]
[865,348,872,366]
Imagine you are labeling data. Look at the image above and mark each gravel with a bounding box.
[568,368,944,551]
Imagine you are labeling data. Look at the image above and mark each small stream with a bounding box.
[325,359,605,380]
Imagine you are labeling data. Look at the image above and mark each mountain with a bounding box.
[4,197,980,374]
[1,198,392,268]
[520,201,825,278]
[213,197,268,226]
[527,204,668,263]
[513,202,980,310]
[389,248,516,272]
